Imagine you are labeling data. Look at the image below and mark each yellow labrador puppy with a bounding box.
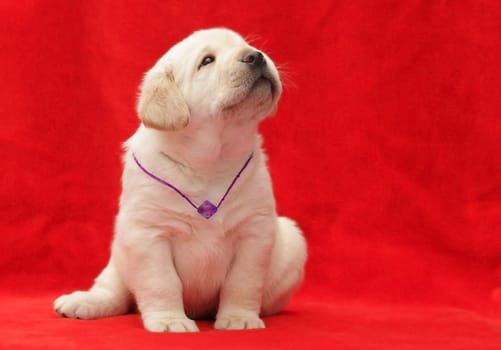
[54,28,307,332]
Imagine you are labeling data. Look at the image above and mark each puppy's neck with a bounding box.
[144,117,260,175]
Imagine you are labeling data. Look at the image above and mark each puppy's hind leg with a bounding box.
[54,258,131,320]
[261,217,307,316]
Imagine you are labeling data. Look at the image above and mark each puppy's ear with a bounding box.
[137,66,190,131]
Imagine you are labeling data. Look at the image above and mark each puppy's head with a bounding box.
[137,28,282,130]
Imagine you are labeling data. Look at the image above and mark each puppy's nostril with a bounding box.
[242,51,265,67]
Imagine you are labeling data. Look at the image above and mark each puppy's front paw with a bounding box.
[215,313,265,330]
[143,312,199,333]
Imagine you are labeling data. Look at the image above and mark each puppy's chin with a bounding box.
[221,96,275,122]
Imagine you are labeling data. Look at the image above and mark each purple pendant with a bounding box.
[197,200,218,219]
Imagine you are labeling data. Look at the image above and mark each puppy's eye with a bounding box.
[199,55,215,69]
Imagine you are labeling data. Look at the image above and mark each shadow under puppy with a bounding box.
[54,28,307,333]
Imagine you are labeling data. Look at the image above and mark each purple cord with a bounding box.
[132,152,254,219]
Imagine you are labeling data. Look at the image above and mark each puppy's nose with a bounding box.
[242,51,266,67]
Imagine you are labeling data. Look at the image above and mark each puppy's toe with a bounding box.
[143,313,199,333]
[215,314,265,330]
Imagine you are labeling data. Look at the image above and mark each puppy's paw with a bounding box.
[215,313,265,330]
[54,290,127,320]
[143,312,199,333]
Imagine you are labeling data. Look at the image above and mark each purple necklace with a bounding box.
[132,152,254,219]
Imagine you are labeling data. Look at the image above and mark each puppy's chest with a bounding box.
[171,234,233,286]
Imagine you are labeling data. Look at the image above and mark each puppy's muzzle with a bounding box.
[241,50,278,98]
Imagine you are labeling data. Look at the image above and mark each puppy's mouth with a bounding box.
[222,70,278,113]
[255,73,277,98]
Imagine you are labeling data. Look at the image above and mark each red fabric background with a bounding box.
[1,0,501,349]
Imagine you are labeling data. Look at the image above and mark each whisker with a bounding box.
[275,63,298,90]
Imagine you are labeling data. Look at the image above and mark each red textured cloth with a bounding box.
[1,1,501,349]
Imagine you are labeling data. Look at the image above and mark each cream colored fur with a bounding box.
[54,28,307,333]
